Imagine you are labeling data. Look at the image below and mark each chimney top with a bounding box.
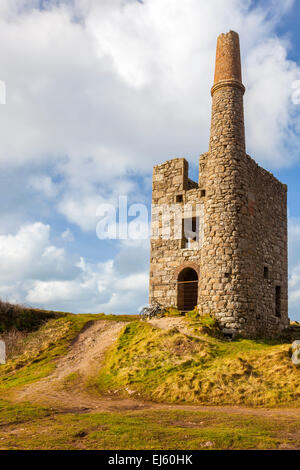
[211,30,245,96]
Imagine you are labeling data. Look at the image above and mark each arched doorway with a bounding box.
[177,268,198,312]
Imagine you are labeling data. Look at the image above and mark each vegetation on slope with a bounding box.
[0,299,65,333]
[94,320,300,407]
[0,310,300,449]
[0,313,137,391]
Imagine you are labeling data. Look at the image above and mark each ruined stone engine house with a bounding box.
[149,31,289,338]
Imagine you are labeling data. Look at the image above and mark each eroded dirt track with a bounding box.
[14,320,126,410]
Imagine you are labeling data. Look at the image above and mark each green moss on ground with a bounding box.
[0,404,299,450]
[0,400,51,426]
[185,312,223,338]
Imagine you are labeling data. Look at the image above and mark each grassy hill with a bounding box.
[93,319,300,408]
[1,311,300,406]
[0,311,136,391]
[0,308,300,450]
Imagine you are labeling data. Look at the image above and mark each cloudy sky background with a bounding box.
[0,0,300,318]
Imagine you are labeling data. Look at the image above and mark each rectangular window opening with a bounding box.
[182,217,199,249]
[200,189,206,198]
[275,286,281,318]
[176,194,183,203]
[264,267,269,280]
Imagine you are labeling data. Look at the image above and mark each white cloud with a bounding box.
[61,228,74,242]
[113,238,149,275]
[116,272,148,291]
[0,0,299,316]
[58,193,105,232]
[0,0,299,191]
[288,218,300,320]
[29,175,60,198]
[0,222,78,283]
[57,178,139,232]
[0,220,148,314]
[244,37,300,166]
[25,247,149,313]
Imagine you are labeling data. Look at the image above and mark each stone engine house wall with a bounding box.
[149,31,289,338]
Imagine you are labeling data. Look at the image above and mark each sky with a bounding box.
[0,0,300,318]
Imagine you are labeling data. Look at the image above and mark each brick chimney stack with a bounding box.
[212,30,244,88]
[209,31,246,154]
[201,30,249,332]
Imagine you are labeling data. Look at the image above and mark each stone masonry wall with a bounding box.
[149,150,288,338]
[149,31,289,338]
[149,158,205,308]
[241,155,288,335]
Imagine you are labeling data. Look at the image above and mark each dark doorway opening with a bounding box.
[177,268,198,312]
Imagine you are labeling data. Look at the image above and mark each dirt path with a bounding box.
[10,318,300,420]
[148,317,205,340]
[14,317,189,411]
[15,320,126,410]
[148,317,186,331]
